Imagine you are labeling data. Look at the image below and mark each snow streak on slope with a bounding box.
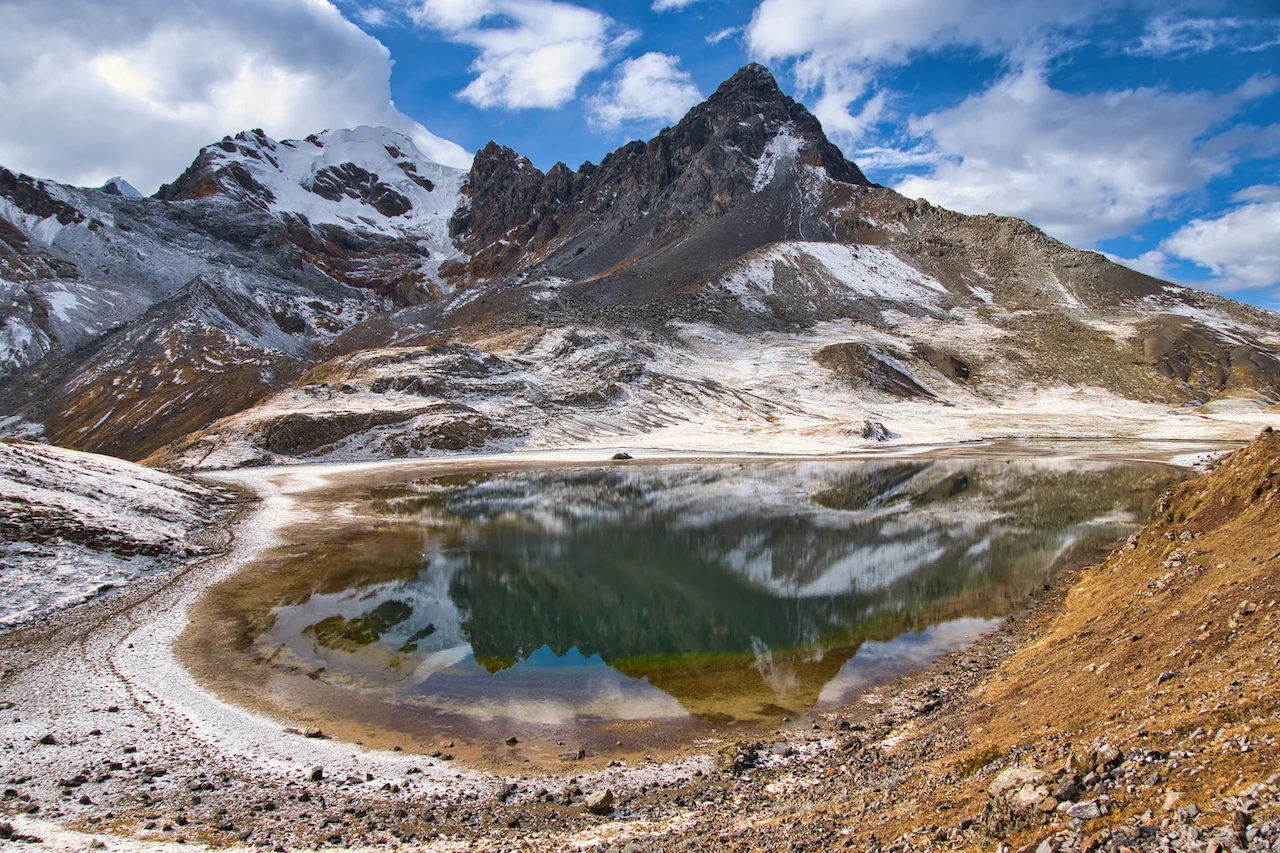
[718,242,948,314]
[751,124,803,193]
[0,441,234,630]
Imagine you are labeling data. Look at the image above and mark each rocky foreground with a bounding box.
[693,426,1280,853]
[0,432,1276,852]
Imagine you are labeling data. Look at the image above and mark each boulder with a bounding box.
[986,766,1052,834]
[862,420,891,441]
[583,789,614,815]
[1066,800,1103,820]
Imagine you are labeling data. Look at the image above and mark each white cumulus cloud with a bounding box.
[410,0,633,110]
[0,0,471,195]
[746,0,1099,67]
[587,53,702,131]
[1162,200,1280,290]
[652,0,702,10]
[894,70,1279,246]
[744,0,1106,139]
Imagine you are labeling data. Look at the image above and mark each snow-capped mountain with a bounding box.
[1,64,1278,466]
[157,126,466,249]
[0,126,473,458]
[100,177,142,198]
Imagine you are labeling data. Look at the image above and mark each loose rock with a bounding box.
[986,767,1052,833]
[584,789,614,815]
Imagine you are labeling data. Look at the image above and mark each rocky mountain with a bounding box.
[445,62,869,285]
[1,64,1277,467]
[0,126,466,458]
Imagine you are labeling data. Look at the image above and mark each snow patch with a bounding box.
[752,125,803,193]
[0,442,232,630]
[719,241,947,309]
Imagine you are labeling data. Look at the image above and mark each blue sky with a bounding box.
[0,0,1277,307]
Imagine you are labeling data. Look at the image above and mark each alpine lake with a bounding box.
[181,453,1182,771]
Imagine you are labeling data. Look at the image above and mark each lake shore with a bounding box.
[2,436,1276,852]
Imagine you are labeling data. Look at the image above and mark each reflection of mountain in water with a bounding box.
[442,461,1167,660]
[253,459,1174,725]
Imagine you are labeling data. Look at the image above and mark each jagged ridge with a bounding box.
[446,63,871,283]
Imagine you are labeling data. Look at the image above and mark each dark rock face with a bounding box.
[813,342,936,399]
[155,130,280,206]
[308,162,413,217]
[449,63,872,283]
[0,168,87,226]
[276,215,437,304]
[395,160,435,192]
[447,143,591,280]
[254,404,514,456]
[256,409,428,456]
[913,344,972,383]
[1139,315,1280,402]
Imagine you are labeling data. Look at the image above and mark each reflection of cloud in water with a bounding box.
[257,547,470,682]
[747,537,950,598]
[396,645,690,726]
[231,459,1173,731]
[817,618,1002,706]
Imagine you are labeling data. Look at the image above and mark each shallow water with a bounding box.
[184,458,1177,758]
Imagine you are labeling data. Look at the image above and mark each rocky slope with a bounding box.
[1,64,1278,466]
[0,440,238,630]
[0,127,465,459]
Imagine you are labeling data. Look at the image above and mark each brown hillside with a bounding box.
[798,429,1280,852]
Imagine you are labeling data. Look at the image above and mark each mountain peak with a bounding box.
[716,62,785,99]
[683,63,871,189]
[700,63,792,119]
[100,176,142,198]
[446,62,874,282]
[153,125,466,235]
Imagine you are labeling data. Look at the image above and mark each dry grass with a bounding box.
[825,428,1280,849]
